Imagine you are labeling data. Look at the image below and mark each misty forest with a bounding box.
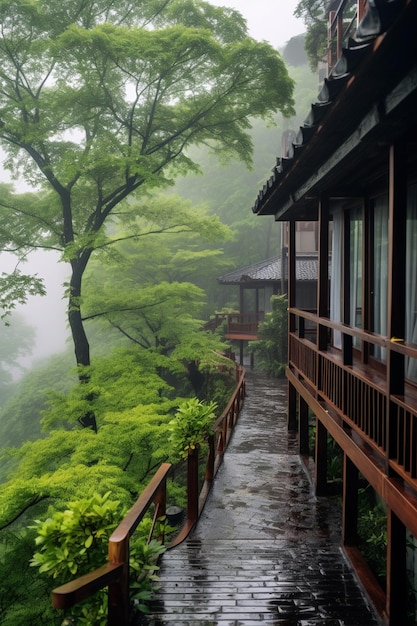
[0,1,317,624]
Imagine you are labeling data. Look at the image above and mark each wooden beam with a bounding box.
[288,380,297,431]
[315,418,328,496]
[318,197,329,352]
[343,454,359,545]
[387,142,407,396]
[299,394,309,455]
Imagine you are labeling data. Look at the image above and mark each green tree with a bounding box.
[294,0,328,70]
[249,294,288,377]
[294,0,356,71]
[0,0,294,387]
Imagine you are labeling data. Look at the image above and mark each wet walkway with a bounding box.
[146,371,382,625]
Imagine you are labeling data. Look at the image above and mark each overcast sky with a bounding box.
[208,0,305,47]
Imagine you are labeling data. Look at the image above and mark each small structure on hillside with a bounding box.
[216,252,318,363]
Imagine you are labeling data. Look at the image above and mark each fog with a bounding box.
[16,252,69,364]
[0,150,70,368]
[1,248,69,369]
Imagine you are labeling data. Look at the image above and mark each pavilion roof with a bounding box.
[217,254,318,285]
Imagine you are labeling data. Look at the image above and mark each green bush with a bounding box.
[357,486,387,585]
[30,492,165,624]
[169,398,217,459]
[249,294,288,377]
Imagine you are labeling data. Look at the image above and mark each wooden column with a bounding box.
[299,395,309,455]
[342,454,359,545]
[363,197,372,363]
[357,0,367,22]
[315,417,327,496]
[288,220,296,311]
[387,143,407,471]
[387,142,407,396]
[287,220,297,431]
[187,447,199,525]
[288,381,297,431]
[318,196,330,352]
[386,508,407,625]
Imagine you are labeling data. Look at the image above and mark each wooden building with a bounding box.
[252,1,417,624]
[217,252,318,335]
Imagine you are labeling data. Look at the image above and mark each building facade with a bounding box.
[253,1,417,623]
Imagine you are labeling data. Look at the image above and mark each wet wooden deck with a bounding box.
[144,372,382,625]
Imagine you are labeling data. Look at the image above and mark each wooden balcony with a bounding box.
[223,313,265,340]
[288,307,417,538]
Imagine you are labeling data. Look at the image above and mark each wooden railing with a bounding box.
[52,462,172,624]
[289,306,417,491]
[51,363,246,624]
[225,313,264,337]
[170,364,246,545]
[206,312,264,337]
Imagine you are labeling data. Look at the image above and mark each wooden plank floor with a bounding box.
[144,372,383,626]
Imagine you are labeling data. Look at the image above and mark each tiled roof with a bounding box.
[252,0,416,220]
[218,254,318,285]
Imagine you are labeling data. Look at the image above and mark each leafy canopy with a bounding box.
[0,0,294,369]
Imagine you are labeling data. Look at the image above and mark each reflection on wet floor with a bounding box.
[145,371,382,625]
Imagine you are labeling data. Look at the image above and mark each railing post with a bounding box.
[205,435,215,483]
[108,538,129,625]
[187,447,199,525]
[154,479,167,542]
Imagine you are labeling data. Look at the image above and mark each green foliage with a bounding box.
[41,349,172,430]
[294,0,357,71]
[129,538,167,616]
[0,350,75,452]
[0,529,60,626]
[197,368,237,412]
[0,0,294,368]
[169,398,217,459]
[31,492,122,580]
[249,294,288,377]
[30,492,166,623]
[357,486,387,583]
[294,0,328,70]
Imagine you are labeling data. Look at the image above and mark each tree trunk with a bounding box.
[68,256,97,432]
[68,259,91,368]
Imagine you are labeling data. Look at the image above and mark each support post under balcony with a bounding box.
[288,381,297,431]
[343,455,359,545]
[387,508,407,625]
[318,196,329,354]
[315,418,328,496]
[299,395,309,455]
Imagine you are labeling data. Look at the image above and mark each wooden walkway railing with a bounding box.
[289,306,417,493]
[172,364,246,546]
[51,362,246,624]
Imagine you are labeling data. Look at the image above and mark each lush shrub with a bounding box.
[249,294,288,377]
[169,398,217,459]
[30,492,165,624]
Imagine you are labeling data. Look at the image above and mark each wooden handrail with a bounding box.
[170,364,246,546]
[52,462,172,624]
[289,306,417,358]
[51,361,247,621]
[289,307,417,493]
